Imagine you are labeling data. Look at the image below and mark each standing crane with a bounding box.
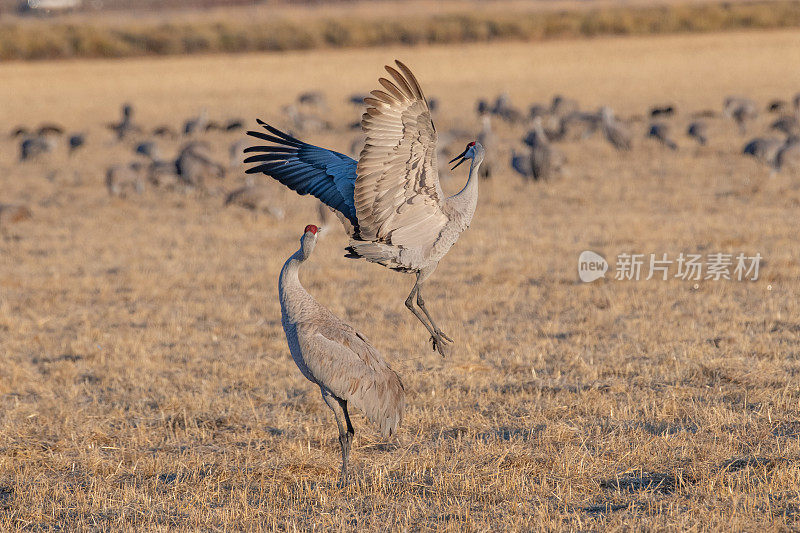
[245,60,484,356]
[599,106,632,151]
[279,224,405,484]
[522,117,564,180]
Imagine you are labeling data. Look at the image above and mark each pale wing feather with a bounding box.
[355,60,448,251]
[298,324,405,437]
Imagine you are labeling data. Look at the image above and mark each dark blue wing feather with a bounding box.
[244,120,358,227]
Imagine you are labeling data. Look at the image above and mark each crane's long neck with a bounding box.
[278,249,308,315]
[447,157,481,219]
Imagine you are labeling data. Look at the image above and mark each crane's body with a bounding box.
[600,106,632,151]
[246,60,483,356]
[279,225,405,483]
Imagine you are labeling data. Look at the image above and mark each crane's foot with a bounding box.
[436,329,454,343]
[429,333,452,357]
[337,471,350,488]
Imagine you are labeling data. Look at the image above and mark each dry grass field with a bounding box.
[1,29,800,530]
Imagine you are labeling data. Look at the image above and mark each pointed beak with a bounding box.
[449,149,468,170]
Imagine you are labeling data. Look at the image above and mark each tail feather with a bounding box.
[350,368,405,437]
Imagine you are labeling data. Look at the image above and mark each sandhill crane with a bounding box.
[650,105,676,118]
[279,224,404,484]
[491,93,523,123]
[773,135,800,173]
[558,111,600,141]
[225,119,244,132]
[184,109,209,136]
[19,135,55,162]
[282,104,331,133]
[224,180,284,218]
[523,117,564,180]
[298,91,327,109]
[647,122,678,150]
[510,148,534,179]
[348,93,370,107]
[108,103,140,141]
[600,106,632,151]
[135,141,162,162]
[770,115,800,136]
[723,96,758,134]
[742,137,784,166]
[246,60,482,356]
[550,95,578,115]
[106,162,145,197]
[528,103,548,120]
[228,139,248,169]
[686,121,708,146]
[176,142,225,187]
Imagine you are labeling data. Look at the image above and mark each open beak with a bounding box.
[449,149,468,170]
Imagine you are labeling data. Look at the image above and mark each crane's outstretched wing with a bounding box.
[244,121,358,230]
[355,60,448,251]
[299,322,405,438]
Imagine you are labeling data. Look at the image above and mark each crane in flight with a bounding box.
[245,60,483,356]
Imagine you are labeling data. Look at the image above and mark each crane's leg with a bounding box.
[404,276,450,357]
[339,399,355,481]
[321,390,353,486]
[416,284,453,344]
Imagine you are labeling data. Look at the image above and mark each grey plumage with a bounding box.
[19,135,55,162]
[279,225,404,484]
[770,115,800,136]
[600,106,632,151]
[773,136,800,173]
[224,182,284,218]
[523,117,563,179]
[135,141,161,161]
[183,109,209,136]
[106,162,145,197]
[175,142,225,187]
[723,96,757,134]
[108,103,140,141]
[510,148,533,179]
[550,95,578,117]
[686,121,708,146]
[246,60,482,356]
[742,137,784,166]
[649,105,676,118]
[648,122,678,150]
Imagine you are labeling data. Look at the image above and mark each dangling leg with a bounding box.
[416,283,453,344]
[405,283,437,341]
[405,279,448,357]
[321,390,352,486]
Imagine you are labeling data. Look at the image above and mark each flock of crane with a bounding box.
[5,58,800,484]
[6,67,800,229]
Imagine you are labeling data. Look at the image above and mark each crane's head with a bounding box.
[300,224,318,260]
[449,141,484,170]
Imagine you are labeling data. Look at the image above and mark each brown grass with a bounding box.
[1,30,800,530]
[3,0,800,60]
